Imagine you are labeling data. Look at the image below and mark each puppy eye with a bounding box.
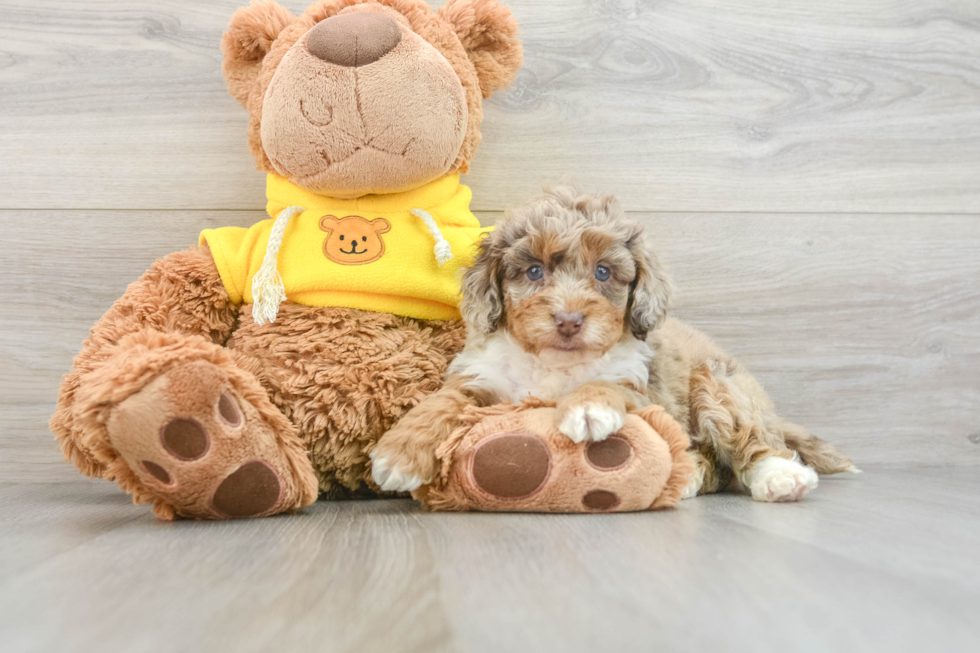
[527,266,544,281]
[595,265,611,281]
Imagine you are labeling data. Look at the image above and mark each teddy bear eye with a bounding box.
[595,265,611,281]
[362,236,367,242]
[339,235,345,241]
[527,266,544,281]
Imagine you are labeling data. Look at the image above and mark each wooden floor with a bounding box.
[2,0,980,650]
[0,467,977,652]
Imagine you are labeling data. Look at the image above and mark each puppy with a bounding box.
[370,186,856,502]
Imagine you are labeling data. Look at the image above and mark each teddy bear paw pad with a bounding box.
[471,432,551,499]
[582,489,621,511]
[140,460,173,485]
[212,461,282,518]
[161,418,210,460]
[585,436,633,470]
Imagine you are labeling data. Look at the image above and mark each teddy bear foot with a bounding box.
[106,360,315,520]
[414,404,695,513]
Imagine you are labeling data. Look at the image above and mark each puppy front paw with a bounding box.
[748,457,818,502]
[557,403,626,443]
[681,460,705,500]
[369,451,426,493]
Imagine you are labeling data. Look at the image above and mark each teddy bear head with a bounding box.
[222,0,522,199]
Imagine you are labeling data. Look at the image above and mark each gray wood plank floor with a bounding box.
[0,467,977,653]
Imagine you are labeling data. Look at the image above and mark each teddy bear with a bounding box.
[50,0,524,520]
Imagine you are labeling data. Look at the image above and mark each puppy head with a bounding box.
[462,186,673,361]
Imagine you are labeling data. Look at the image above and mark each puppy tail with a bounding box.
[781,420,859,475]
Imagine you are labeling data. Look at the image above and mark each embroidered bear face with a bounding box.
[319,215,391,265]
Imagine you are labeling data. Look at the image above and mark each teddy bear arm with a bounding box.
[50,247,240,477]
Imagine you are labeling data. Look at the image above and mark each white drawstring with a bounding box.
[411,208,453,266]
[251,205,304,325]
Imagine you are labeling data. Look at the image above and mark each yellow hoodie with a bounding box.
[200,173,490,322]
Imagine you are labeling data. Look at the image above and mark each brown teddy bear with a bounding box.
[50,0,523,520]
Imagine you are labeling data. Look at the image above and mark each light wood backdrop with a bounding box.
[1,0,978,482]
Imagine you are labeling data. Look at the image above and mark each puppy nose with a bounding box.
[306,12,402,67]
[554,312,585,337]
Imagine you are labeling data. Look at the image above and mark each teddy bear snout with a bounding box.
[306,12,402,67]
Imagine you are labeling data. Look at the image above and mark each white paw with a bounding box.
[681,457,705,500]
[370,455,423,493]
[558,403,625,443]
[748,457,818,502]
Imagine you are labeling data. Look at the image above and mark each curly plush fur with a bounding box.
[228,303,465,492]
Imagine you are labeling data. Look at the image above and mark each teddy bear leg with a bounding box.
[416,405,694,513]
[74,331,319,520]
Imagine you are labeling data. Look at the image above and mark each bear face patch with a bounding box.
[319,215,390,265]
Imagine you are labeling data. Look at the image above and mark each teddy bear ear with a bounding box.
[319,215,339,232]
[438,0,523,99]
[221,0,295,108]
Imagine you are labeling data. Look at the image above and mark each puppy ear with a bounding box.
[460,234,505,335]
[439,0,523,99]
[626,228,673,341]
[222,0,294,108]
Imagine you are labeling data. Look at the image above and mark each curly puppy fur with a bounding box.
[371,186,855,502]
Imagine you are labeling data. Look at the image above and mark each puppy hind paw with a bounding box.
[748,457,818,502]
[558,403,625,443]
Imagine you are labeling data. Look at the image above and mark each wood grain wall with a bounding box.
[1,0,978,482]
